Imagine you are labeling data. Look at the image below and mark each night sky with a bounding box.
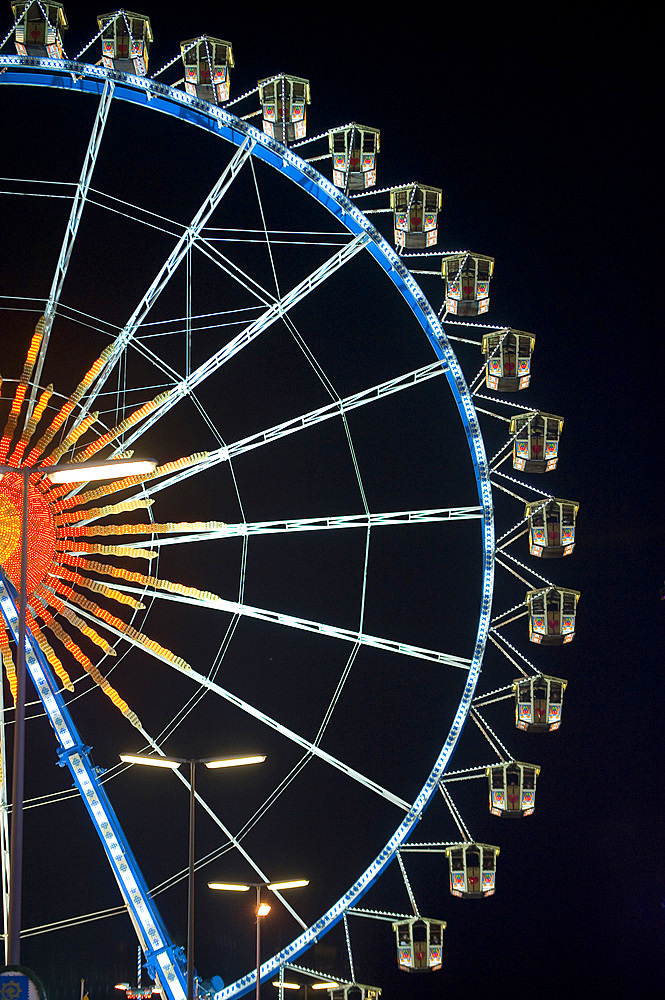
[0,5,660,999]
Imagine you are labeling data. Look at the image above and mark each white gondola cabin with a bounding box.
[328,124,380,191]
[97,11,152,76]
[12,1,67,58]
[526,498,579,557]
[443,253,494,316]
[482,328,535,391]
[513,674,567,732]
[392,917,445,972]
[510,411,563,473]
[327,987,381,1000]
[526,586,580,645]
[487,761,540,817]
[391,183,442,249]
[258,73,310,144]
[180,36,234,105]
[445,843,499,898]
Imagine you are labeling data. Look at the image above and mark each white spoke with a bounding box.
[45,595,411,812]
[194,237,276,307]
[144,720,409,815]
[130,360,447,498]
[470,705,512,760]
[80,506,482,541]
[28,80,116,414]
[81,136,257,415]
[88,582,472,670]
[110,232,371,453]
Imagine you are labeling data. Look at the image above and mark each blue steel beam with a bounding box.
[0,569,187,1000]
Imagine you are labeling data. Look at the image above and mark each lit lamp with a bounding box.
[270,982,339,995]
[121,753,266,1000]
[0,456,157,965]
[209,879,309,1000]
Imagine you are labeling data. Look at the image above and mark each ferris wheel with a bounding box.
[0,6,578,999]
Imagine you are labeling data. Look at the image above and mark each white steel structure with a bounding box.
[0,45,504,998]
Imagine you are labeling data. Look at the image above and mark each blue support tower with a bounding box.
[0,570,187,1000]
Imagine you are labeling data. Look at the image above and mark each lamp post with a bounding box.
[208,879,309,1000]
[0,456,157,965]
[121,753,266,1000]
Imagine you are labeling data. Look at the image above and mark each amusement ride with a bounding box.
[0,5,579,997]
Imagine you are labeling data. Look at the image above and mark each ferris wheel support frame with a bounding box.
[0,570,189,1000]
[0,55,495,999]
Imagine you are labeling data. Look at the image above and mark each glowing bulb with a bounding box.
[120,754,181,769]
[205,755,266,768]
[267,879,309,891]
[47,459,157,483]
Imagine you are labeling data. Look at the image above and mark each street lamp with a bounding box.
[0,456,157,965]
[121,753,266,1000]
[270,982,340,995]
[208,879,309,1000]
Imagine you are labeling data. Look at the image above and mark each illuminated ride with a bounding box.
[0,6,578,999]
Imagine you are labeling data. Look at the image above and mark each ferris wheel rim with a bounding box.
[0,54,495,997]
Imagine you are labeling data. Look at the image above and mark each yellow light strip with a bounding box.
[7,383,53,468]
[62,559,222,604]
[34,588,118,659]
[50,451,208,511]
[55,497,153,525]
[74,520,227,536]
[23,341,114,466]
[45,580,191,671]
[25,612,74,692]
[43,410,99,466]
[55,542,157,560]
[0,324,43,463]
[76,393,169,463]
[48,566,145,610]
[49,471,153,508]
[43,616,139,725]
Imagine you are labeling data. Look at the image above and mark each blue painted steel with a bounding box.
[0,56,495,998]
[0,570,188,1000]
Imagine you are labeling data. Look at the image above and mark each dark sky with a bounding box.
[0,5,660,1000]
